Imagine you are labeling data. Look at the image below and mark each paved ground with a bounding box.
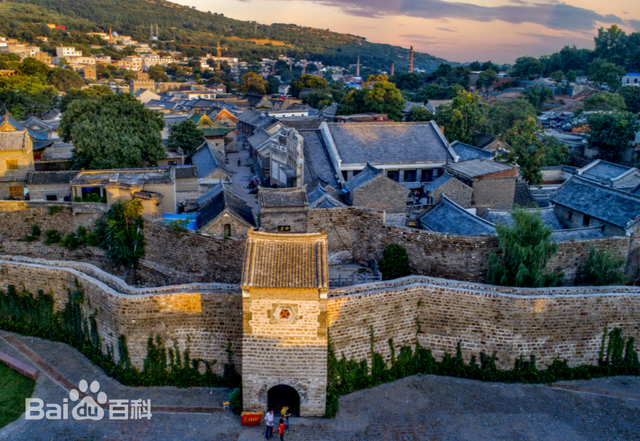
[225,139,259,213]
[2,332,640,440]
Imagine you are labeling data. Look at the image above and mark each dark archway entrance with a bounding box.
[267,385,300,417]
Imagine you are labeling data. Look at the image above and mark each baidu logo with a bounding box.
[26,379,152,421]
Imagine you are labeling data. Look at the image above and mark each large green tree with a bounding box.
[168,120,205,156]
[486,208,564,288]
[59,85,113,112]
[512,56,542,80]
[240,72,267,95]
[407,106,434,122]
[497,117,545,186]
[363,78,405,121]
[581,91,626,112]
[619,86,640,114]
[585,111,640,161]
[60,93,165,169]
[47,68,85,91]
[435,91,485,144]
[588,58,625,91]
[291,74,328,97]
[482,98,537,134]
[0,75,58,119]
[477,69,498,93]
[147,65,169,82]
[523,84,554,111]
[302,91,333,109]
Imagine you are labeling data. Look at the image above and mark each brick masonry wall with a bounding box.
[328,277,640,369]
[430,178,472,208]
[0,257,243,374]
[307,207,631,285]
[352,175,409,214]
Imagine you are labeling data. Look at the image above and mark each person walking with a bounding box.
[281,406,291,430]
[264,409,274,439]
[277,418,286,441]
[238,158,242,166]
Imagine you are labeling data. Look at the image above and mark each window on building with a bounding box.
[583,214,591,227]
[46,194,58,201]
[567,211,573,221]
[6,159,18,171]
[387,170,400,182]
[420,169,433,182]
[277,225,291,232]
[352,170,361,177]
[404,170,417,182]
[342,170,348,181]
[167,160,177,165]
[9,186,22,198]
[224,224,231,237]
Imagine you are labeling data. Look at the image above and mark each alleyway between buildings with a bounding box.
[1,331,640,440]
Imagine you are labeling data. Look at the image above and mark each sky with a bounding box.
[176,0,640,64]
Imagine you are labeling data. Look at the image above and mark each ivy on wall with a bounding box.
[0,284,240,388]
[326,326,640,417]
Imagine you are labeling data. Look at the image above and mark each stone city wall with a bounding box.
[307,207,631,285]
[0,256,243,374]
[328,277,640,369]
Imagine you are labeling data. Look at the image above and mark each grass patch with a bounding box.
[0,363,36,428]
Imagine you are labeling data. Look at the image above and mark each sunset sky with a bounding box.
[176,0,640,64]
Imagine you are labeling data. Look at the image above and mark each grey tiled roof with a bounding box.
[258,186,308,208]
[306,179,347,208]
[237,108,265,125]
[173,165,198,179]
[551,226,605,242]
[197,185,255,230]
[419,196,496,236]
[343,163,381,192]
[444,158,515,179]
[326,122,452,166]
[451,141,494,162]
[422,174,453,192]
[579,160,635,186]
[27,170,79,184]
[483,207,562,230]
[550,176,640,229]
[191,143,230,179]
[0,131,29,151]
[301,130,339,188]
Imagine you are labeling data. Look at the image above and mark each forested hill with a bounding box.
[1,0,450,71]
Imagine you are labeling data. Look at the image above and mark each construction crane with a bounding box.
[178,42,227,70]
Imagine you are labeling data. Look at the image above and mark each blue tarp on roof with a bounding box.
[163,213,197,230]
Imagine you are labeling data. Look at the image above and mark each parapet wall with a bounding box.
[0,256,243,374]
[328,278,640,369]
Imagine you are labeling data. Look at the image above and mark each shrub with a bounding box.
[580,246,627,286]
[94,200,144,267]
[486,207,564,287]
[228,387,242,415]
[48,205,62,215]
[378,244,411,280]
[24,225,41,242]
[43,230,62,245]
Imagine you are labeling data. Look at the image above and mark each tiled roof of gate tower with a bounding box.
[241,230,328,289]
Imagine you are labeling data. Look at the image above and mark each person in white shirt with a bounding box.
[264,409,274,439]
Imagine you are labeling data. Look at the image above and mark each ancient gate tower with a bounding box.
[241,230,328,417]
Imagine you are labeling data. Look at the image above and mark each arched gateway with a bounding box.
[241,230,328,417]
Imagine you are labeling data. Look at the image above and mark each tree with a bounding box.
[482,99,537,134]
[390,73,421,91]
[17,57,50,79]
[302,91,333,109]
[60,93,165,169]
[550,70,564,87]
[477,69,498,93]
[291,74,328,97]
[363,79,405,121]
[540,136,570,166]
[588,58,625,91]
[523,84,554,111]
[435,91,485,144]
[579,246,627,286]
[581,91,626,112]
[594,25,628,65]
[147,65,169,82]
[619,86,640,114]
[0,75,58,119]
[378,244,411,280]
[168,120,205,156]
[240,72,267,94]
[59,85,113,112]
[47,68,85,91]
[266,76,281,95]
[585,111,640,161]
[486,208,564,288]
[513,56,542,80]
[94,199,144,268]
[407,106,434,122]
[497,117,545,186]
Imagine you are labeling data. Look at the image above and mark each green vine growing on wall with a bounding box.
[326,328,640,417]
[0,284,240,389]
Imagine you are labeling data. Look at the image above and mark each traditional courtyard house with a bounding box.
[237,109,276,137]
[268,127,304,188]
[1,114,54,160]
[419,195,496,236]
[450,141,495,161]
[318,121,457,184]
[70,168,177,214]
[0,130,34,199]
[307,179,346,209]
[196,185,255,237]
[190,142,232,192]
[241,230,329,417]
[247,122,284,178]
[550,176,640,237]
[574,160,640,189]
[342,163,410,226]
[444,158,518,216]
[173,165,199,204]
[258,186,309,233]
[133,88,161,104]
[190,111,238,153]
[26,170,79,201]
[422,173,473,208]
